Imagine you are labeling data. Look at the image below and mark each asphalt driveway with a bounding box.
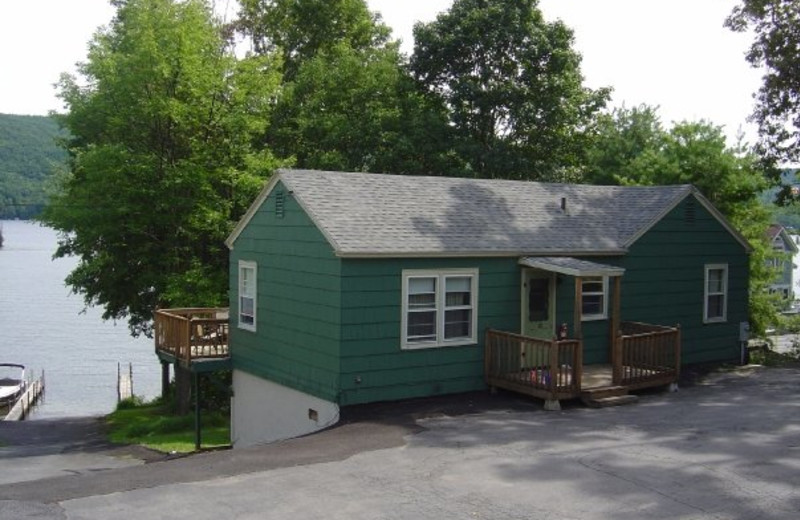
[2,365,799,519]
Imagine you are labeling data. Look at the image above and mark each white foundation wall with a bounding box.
[231,369,340,448]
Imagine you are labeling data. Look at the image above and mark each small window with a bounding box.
[239,260,257,331]
[444,276,473,340]
[528,278,550,321]
[581,276,607,321]
[704,264,728,323]
[407,276,437,343]
[402,269,478,349]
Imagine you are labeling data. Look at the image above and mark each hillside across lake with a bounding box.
[0,113,66,219]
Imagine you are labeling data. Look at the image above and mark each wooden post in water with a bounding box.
[117,362,133,402]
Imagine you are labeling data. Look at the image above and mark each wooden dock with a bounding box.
[117,362,133,402]
[4,371,45,421]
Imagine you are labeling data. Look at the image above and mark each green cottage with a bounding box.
[224,169,750,446]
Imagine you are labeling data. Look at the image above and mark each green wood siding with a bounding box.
[338,258,519,405]
[554,274,621,364]
[553,195,748,365]
[621,197,748,364]
[229,181,342,402]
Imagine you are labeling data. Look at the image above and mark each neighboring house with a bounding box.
[766,224,798,301]
[791,233,800,302]
[225,169,751,446]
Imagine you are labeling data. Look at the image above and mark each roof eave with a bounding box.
[622,186,753,254]
[776,227,799,254]
[518,256,626,277]
[226,169,344,253]
[333,249,628,259]
[225,173,283,250]
[690,188,754,253]
[622,185,692,249]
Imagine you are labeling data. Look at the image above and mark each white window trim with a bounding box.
[581,276,608,321]
[704,263,728,324]
[401,268,478,350]
[238,260,257,332]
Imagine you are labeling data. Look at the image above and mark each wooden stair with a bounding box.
[581,385,638,408]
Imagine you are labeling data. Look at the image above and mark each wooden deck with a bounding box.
[582,364,613,388]
[154,308,230,369]
[485,322,681,407]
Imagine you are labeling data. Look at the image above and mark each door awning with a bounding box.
[519,257,625,277]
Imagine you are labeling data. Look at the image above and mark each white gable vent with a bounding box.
[275,190,285,218]
[684,198,696,224]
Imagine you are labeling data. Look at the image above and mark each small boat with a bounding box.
[0,364,26,408]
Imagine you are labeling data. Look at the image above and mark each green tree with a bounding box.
[583,105,668,186]
[237,0,390,80]
[41,0,283,336]
[726,0,800,167]
[410,0,609,181]
[584,106,776,333]
[269,43,459,175]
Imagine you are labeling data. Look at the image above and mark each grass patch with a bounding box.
[106,399,230,453]
[749,347,800,367]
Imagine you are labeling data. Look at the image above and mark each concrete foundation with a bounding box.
[231,370,340,447]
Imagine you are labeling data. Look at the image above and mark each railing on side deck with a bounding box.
[485,329,582,401]
[155,308,230,364]
[614,321,680,389]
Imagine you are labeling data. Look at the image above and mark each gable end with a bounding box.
[624,188,752,253]
[225,172,341,252]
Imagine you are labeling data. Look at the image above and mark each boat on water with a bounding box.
[0,364,26,410]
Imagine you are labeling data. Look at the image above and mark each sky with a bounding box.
[0,0,762,146]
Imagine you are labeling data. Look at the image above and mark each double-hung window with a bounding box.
[581,276,608,321]
[402,269,478,349]
[704,264,728,323]
[238,260,257,331]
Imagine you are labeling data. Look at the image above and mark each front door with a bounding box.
[522,269,555,340]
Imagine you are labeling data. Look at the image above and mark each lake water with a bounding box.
[0,220,160,418]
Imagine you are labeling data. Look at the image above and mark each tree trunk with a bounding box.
[161,361,170,402]
[174,364,192,415]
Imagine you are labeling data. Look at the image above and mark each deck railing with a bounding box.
[154,308,230,364]
[485,329,583,401]
[615,321,680,389]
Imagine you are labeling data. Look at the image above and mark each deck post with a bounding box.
[574,339,583,392]
[573,278,584,393]
[612,332,623,385]
[544,338,560,411]
[161,361,170,401]
[674,324,682,380]
[175,364,192,415]
[573,277,583,340]
[610,276,621,350]
[611,276,622,385]
[484,328,492,387]
[194,371,201,451]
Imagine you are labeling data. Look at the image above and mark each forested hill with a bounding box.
[0,114,67,219]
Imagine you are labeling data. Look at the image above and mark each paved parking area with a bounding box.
[2,365,799,519]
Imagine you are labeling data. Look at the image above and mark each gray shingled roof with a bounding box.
[263,169,694,257]
[519,257,626,277]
